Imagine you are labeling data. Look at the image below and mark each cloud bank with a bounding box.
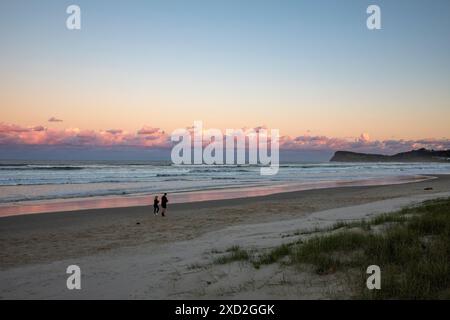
[0,122,449,155]
[0,123,168,148]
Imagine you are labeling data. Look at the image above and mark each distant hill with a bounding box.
[330,148,450,162]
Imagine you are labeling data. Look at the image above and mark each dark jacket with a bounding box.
[161,196,168,208]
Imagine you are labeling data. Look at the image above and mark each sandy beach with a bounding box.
[1,174,450,299]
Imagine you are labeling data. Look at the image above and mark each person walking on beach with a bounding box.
[161,193,168,217]
[153,196,160,215]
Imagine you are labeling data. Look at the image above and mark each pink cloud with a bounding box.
[137,126,160,135]
[0,123,31,133]
[0,123,170,148]
[48,117,63,123]
[0,122,449,154]
[106,129,123,135]
[33,125,46,132]
[359,133,370,142]
[279,134,450,154]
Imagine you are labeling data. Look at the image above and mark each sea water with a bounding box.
[1,160,449,205]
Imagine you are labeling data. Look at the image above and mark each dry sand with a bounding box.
[0,175,449,299]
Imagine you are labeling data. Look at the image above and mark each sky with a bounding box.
[1,0,449,160]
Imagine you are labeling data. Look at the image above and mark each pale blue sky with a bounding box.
[1,0,450,141]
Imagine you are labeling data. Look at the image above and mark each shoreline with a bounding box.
[0,175,449,298]
[0,174,433,217]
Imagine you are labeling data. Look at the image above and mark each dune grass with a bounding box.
[214,197,450,299]
[214,245,250,264]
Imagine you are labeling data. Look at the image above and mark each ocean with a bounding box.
[1,160,449,206]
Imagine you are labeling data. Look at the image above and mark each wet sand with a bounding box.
[0,175,427,217]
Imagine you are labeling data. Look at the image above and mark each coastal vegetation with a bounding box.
[214,198,450,299]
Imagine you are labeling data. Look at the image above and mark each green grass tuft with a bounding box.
[214,245,250,264]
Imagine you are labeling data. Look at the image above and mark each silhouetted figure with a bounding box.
[161,193,168,217]
[153,196,160,215]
